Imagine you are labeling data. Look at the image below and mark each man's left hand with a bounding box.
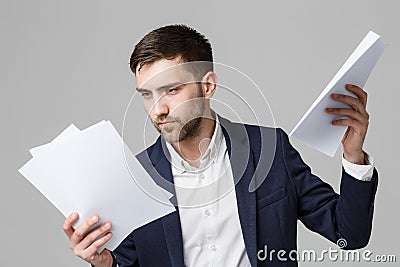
[326,84,369,165]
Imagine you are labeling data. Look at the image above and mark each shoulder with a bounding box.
[239,121,289,150]
[225,120,293,165]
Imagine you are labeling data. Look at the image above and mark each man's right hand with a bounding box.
[63,212,114,267]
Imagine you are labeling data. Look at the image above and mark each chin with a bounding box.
[161,132,179,144]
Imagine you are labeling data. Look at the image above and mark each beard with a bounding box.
[153,86,205,144]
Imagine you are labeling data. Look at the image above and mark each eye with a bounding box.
[141,92,152,99]
[168,88,178,94]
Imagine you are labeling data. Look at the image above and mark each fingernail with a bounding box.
[92,215,98,222]
[104,222,111,229]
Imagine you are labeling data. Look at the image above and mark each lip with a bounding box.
[158,121,175,126]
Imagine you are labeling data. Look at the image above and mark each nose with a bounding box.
[151,94,169,117]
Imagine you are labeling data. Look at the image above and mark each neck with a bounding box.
[171,109,216,168]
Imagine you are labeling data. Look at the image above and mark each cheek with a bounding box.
[142,100,152,114]
[170,95,195,111]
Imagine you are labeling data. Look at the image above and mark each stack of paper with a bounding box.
[19,120,175,252]
[290,31,387,157]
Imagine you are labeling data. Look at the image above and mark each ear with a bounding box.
[201,71,217,99]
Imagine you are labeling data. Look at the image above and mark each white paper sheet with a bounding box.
[29,123,81,156]
[19,121,175,252]
[290,31,387,156]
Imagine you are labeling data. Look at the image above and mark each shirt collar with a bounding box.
[165,112,223,174]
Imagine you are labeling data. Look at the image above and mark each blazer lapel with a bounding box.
[219,116,258,267]
[146,138,185,267]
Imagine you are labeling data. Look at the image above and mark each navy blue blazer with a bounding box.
[113,116,378,267]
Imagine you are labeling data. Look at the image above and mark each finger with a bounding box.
[326,108,368,123]
[331,118,367,132]
[346,84,368,106]
[79,232,113,262]
[75,222,112,251]
[63,212,79,238]
[70,214,100,246]
[330,93,368,117]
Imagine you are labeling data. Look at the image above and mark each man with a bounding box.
[62,24,378,267]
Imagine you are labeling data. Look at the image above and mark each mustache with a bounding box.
[154,115,179,124]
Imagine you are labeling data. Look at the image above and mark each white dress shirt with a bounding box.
[164,116,374,267]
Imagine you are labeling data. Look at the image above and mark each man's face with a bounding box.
[135,58,206,144]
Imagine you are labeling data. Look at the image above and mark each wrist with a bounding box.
[91,250,116,267]
[343,150,366,165]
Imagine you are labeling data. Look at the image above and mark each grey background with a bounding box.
[1,0,399,266]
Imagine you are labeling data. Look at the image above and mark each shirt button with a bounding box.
[199,173,205,179]
[210,244,217,251]
[204,209,211,216]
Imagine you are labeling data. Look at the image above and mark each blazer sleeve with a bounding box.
[113,233,140,267]
[278,128,378,249]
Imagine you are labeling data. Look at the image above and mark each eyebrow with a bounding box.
[136,82,183,93]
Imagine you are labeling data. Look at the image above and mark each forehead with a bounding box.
[135,58,196,91]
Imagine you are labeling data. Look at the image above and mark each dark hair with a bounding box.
[129,24,213,77]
